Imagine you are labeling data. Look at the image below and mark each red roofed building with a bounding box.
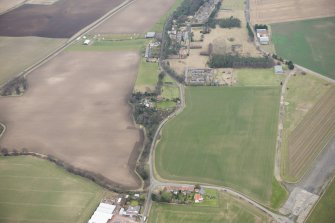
[194,193,204,203]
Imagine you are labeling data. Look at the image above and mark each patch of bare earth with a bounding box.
[0,51,142,189]
[288,87,335,179]
[0,0,26,13]
[250,0,335,24]
[93,0,177,34]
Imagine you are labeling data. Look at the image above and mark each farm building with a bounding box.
[145,32,156,38]
[125,205,140,217]
[192,0,220,24]
[88,203,116,223]
[83,39,91,45]
[274,65,284,74]
[194,194,204,203]
[256,29,269,45]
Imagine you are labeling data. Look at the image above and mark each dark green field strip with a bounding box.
[288,87,335,178]
[306,179,335,223]
[155,87,280,203]
[271,17,335,79]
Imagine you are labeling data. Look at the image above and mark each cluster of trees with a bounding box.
[152,190,195,204]
[0,76,28,96]
[246,22,254,41]
[207,1,222,28]
[218,16,241,28]
[208,54,274,68]
[161,61,185,83]
[254,24,268,30]
[155,71,166,95]
[130,92,174,185]
[272,54,295,70]
[172,0,206,24]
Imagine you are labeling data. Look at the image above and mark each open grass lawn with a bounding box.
[134,59,159,93]
[161,85,179,99]
[272,17,335,79]
[0,156,110,223]
[155,87,281,204]
[306,179,335,223]
[149,192,271,223]
[235,68,285,87]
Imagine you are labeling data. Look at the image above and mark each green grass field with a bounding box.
[134,59,159,93]
[235,68,285,87]
[0,156,111,223]
[306,179,335,223]
[271,17,335,79]
[281,73,333,180]
[149,192,271,223]
[67,38,147,52]
[155,86,281,203]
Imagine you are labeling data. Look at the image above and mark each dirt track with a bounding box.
[250,0,335,24]
[0,51,142,188]
[93,0,177,34]
[0,0,124,38]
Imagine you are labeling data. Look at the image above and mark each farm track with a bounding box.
[288,87,335,179]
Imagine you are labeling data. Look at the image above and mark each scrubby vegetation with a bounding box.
[0,76,28,96]
[208,54,274,68]
[207,1,221,28]
[254,24,268,30]
[247,22,254,40]
[218,16,241,28]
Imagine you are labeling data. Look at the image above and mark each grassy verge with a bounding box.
[0,156,113,223]
[271,17,335,79]
[67,38,147,52]
[155,86,280,204]
[149,191,272,223]
[270,178,288,209]
[306,178,335,223]
[134,59,159,93]
[235,68,284,87]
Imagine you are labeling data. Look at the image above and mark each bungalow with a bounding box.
[194,194,204,203]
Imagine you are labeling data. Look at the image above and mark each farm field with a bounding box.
[306,178,335,223]
[93,0,178,34]
[151,0,183,32]
[149,191,272,223]
[155,87,281,203]
[235,68,284,87]
[281,73,333,180]
[0,156,111,223]
[0,51,143,189]
[250,0,335,24]
[221,0,244,10]
[0,0,124,38]
[286,87,335,180]
[134,59,159,93]
[0,0,25,13]
[0,37,66,86]
[271,17,335,79]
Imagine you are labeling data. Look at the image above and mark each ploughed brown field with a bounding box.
[0,51,143,189]
[250,0,335,24]
[0,0,124,38]
[288,87,335,180]
[93,0,177,34]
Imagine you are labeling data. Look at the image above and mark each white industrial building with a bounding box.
[256,29,269,45]
[88,203,116,223]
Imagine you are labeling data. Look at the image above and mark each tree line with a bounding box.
[217,16,241,28]
[208,54,274,68]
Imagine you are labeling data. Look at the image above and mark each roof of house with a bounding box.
[145,32,156,38]
[194,194,203,201]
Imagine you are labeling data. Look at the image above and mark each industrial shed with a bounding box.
[88,203,116,223]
